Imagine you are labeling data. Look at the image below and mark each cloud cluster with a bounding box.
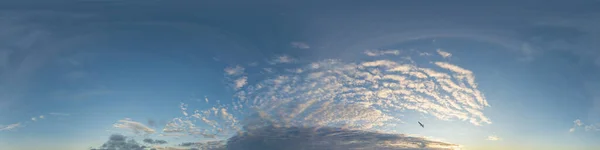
[570,119,600,132]
[162,50,489,147]
[113,118,156,135]
[229,50,491,130]
[0,123,21,131]
[224,65,248,90]
[160,103,240,139]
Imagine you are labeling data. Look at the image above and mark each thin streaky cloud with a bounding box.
[487,135,501,141]
[113,118,156,134]
[290,41,310,49]
[364,49,401,56]
[436,49,452,58]
[0,123,21,131]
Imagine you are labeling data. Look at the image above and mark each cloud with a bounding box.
[232,56,491,128]
[269,55,295,64]
[224,65,245,76]
[486,135,501,141]
[0,123,21,131]
[224,125,459,150]
[233,76,248,90]
[39,115,44,119]
[574,119,583,126]
[91,134,149,150]
[113,118,156,134]
[290,41,310,49]
[364,49,401,56]
[143,138,168,145]
[569,119,599,132]
[31,117,37,121]
[436,49,452,58]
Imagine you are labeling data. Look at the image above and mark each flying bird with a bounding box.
[418,121,424,128]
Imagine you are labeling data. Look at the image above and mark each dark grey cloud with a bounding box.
[179,125,457,150]
[91,134,148,150]
[143,138,167,145]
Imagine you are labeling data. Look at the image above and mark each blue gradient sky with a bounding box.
[1,0,600,150]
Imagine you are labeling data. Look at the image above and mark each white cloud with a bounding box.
[0,123,21,131]
[290,41,310,49]
[436,49,452,58]
[231,57,491,128]
[113,118,155,134]
[224,65,245,76]
[233,76,248,90]
[585,124,599,131]
[569,119,600,132]
[486,135,501,141]
[31,117,36,121]
[39,115,44,119]
[180,102,188,116]
[364,49,401,56]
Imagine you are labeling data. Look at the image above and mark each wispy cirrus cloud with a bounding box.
[113,118,155,135]
[269,55,295,64]
[487,135,502,141]
[290,41,310,49]
[224,65,245,76]
[436,49,452,58]
[0,123,21,131]
[364,49,401,56]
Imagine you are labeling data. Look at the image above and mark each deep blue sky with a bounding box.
[1,0,600,150]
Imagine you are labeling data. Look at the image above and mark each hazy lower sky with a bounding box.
[1,0,600,150]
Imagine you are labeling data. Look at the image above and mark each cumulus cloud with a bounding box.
[233,76,248,90]
[364,49,401,56]
[486,135,501,141]
[290,41,310,49]
[113,118,156,134]
[91,134,148,150]
[0,123,21,131]
[436,49,452,58]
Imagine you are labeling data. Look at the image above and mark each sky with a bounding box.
[1,0,600,150]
